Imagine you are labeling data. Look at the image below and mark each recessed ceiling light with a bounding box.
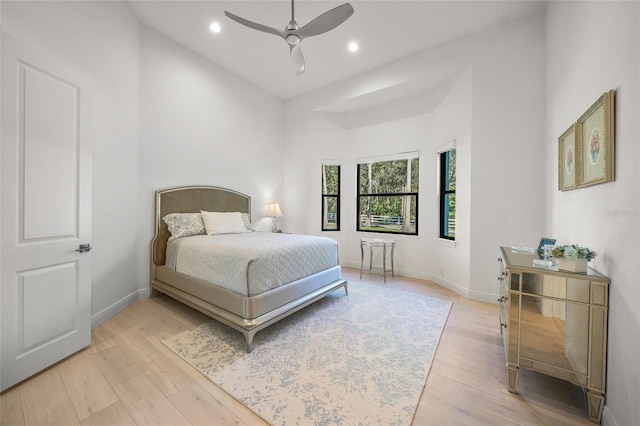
[348,41,359,52]
[209,22,221,33]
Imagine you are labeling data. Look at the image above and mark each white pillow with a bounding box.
[200,211,249,235]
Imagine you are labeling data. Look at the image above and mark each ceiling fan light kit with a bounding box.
[225,0,354,75]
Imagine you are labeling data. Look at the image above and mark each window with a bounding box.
[439,149,456,240]
[357,155,419,235]
[321,164,340,231]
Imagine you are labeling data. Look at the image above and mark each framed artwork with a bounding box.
[558,123,578,191]
[576,90,615,188]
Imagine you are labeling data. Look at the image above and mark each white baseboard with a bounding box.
[91,288,147,329]
[139,287,151,299]
[397,268,498,304]
[467,288,500,304]
[424,273,471,299]
[343,261,477,300]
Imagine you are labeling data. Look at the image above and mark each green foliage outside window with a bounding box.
[357,157,419,235]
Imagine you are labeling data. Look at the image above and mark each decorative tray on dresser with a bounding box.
[498,246,610,424]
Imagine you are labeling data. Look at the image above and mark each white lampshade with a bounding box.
[267,203,283,218]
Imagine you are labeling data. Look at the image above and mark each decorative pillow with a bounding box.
[201,211,249,235]
[241,212,252,231]
[162,213,206,241]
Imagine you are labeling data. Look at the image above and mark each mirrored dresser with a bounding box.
[498,247,610,424]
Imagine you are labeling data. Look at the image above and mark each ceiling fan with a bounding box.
[225,0,354,75]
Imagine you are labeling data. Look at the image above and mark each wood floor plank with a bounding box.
[427,359,503,396]
[80,401,136,426]
[19,367,80,426]
[57,351,119,420]
[0,387,25,425]
[86,324,117,355]
[111,326,193,397]
[159,298,210,327]
[426,367,590,426]
[169,382,266,426]
[500,369,590,421]
[89,345,145,389]
[146,336,211,382]
[412,402,465,426]
[102,307,140,333]
[148,335,268,425]
[421,383,521,426]
[126,299,195,340]
[111,374,189,425]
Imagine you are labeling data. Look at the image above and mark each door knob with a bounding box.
[76,244,92,253]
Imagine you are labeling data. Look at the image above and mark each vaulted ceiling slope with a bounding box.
[127,1,547,100]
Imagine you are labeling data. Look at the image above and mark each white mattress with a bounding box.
[164,233,339,297]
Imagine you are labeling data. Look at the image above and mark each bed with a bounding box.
[150,185,348,352]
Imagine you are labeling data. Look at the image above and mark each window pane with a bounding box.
[411,158,419,192]
[371,160,405,194]
[440,149,456,240]
[322,165,339,195]
[359,159,418,195]
[358,163,370,193]
[443,193,456,238]
[322,165,340,231]
[358,195,417,234]
[445,150,456,191]
[322,196,339,230]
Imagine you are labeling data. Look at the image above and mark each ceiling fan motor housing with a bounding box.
[286,34,301,46]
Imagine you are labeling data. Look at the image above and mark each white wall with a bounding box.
[1,1,141,326]
[431,68,472,296]
[136,26,285,290]
[284,13,545,302]
[467,14,546,301]
[545,2,640,425]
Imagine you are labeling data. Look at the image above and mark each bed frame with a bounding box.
[150,185,348,352]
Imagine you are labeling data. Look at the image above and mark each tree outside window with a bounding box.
[321,164,340,231]
[357,156,419,235]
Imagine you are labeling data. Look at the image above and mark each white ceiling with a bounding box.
[127,1,546,100]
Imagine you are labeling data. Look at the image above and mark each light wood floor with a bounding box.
[1,268,593,425]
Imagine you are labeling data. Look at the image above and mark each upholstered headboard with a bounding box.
[151,186,251,267]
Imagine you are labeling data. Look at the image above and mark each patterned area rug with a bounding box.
[163,281,451,425]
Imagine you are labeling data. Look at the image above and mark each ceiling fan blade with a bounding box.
[296,3,354,39]
[290,44,305,75]
[224,11,285,39]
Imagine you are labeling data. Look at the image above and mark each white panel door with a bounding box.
[1,34,92,391]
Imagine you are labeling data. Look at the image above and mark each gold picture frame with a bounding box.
[558,123,578,191]
[576,90,615,188]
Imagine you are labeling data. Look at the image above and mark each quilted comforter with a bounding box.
[164,232,338,296]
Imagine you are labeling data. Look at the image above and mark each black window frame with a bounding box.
[321,164,341,231]
[356,158,419,236]
[439,149,456,240]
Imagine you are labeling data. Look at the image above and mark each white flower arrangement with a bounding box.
[551,244,596,261]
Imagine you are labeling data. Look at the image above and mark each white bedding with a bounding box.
[164,233,339,296]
